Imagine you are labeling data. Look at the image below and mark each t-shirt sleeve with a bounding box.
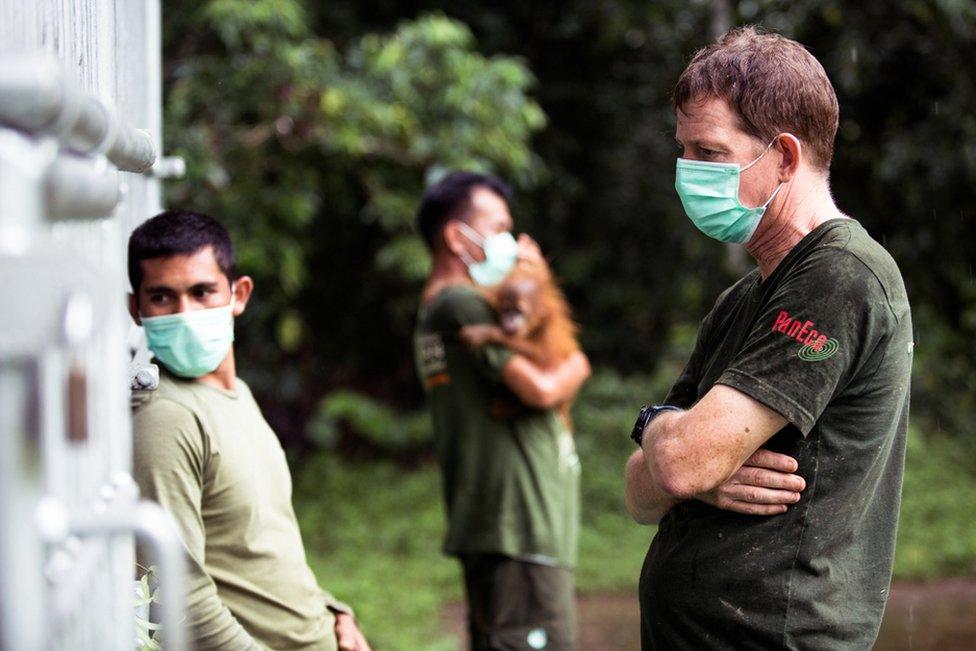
[445,290,515,382]
[717,247,894,436]
[132,398,262,650]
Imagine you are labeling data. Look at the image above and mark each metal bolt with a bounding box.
[150,155,185,179]
[99,484,116,503]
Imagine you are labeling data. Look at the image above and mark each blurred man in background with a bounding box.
[625,26,912,649]
[128,210,370,651]
[414,172,590,650]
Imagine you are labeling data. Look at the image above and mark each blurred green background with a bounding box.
[161,1,976,648]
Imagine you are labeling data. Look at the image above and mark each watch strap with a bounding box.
[631,404,681,447]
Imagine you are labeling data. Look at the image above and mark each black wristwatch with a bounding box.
[631,404,681,447]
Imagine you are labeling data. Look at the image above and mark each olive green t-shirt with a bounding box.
[414,285,581,567]
[640,219,913,650]
[132,369,351,650]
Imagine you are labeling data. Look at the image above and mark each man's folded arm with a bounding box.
[641,384,788,499]
[132,399,262,651]
[625,448,680,524]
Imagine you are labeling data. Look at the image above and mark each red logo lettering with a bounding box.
[772,310,791,333]
[771,310,832,351]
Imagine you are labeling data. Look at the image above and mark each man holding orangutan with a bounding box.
[413,171,590,651]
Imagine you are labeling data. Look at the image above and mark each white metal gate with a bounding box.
[0,2,186,649]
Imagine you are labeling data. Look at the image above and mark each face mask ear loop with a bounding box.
[762,182,785,209]
[455,221,485,246]
[741,137,780,172]
[454,221,486,267]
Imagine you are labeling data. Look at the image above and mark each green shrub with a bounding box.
[893,425,976,578]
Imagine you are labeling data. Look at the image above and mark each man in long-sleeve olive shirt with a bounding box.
[127,210,370,651]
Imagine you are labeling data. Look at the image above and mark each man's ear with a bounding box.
[128,293,141,325]
[231,276,254,317]
[443,220,482,262]
[776,133,802,183]
[442,220,465,257]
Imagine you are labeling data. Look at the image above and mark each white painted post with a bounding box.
[0,2,184,649]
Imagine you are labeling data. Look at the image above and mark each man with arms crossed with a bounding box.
[128,210,370,650]
[625,27,913,649]
[414,172,591,650]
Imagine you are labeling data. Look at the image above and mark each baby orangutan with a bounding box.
[459,262,580,428]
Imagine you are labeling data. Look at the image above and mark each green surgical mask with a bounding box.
[457,222,518,287]
[674,138,784,244]
[141,295,235,378]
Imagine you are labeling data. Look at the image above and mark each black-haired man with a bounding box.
[128,210,370,651]
[414,172,591,650]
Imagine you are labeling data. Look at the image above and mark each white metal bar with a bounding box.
[0,363,47,651]
[0,127,55,255]
[37,475,187,651]
[44,154,122,219]
[0,4,182,650]
[0,55,156,173]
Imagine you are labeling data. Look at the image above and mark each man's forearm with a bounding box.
[190,595,263,651]
[624,449,680,524]
[641,387,789,498]
[134,459,262,648]
[641,409,703,498]
[156,507,263,650]
[501,350,591,409]
[547,351,591,403]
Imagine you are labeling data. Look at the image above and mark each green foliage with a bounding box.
[203,0,309,48]
[910,307,976,455]
[568,370,673,591]
[895,425,976,578]
[320,13,546,280]
[294,454,461,650]
[164,0,976,450]
[135,565,162,651]
[307,389,432,449]
[163,3,545,420]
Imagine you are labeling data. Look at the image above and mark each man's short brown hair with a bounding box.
[674,26,839,171]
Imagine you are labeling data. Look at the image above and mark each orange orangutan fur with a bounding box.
[484,262,580,367]
[471,261,582,429]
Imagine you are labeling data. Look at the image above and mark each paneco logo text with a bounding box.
[771,310,839,361]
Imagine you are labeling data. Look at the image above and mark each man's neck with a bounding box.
[746,178,846,279]
[198,349,237,392]
[423,255,472,305]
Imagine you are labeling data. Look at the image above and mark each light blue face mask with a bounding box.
[457,222,518,287]
[141,295,236,378]
[674,138,784,244]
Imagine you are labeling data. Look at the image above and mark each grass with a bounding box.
[292,370,976,650]
[295,457,462,651]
